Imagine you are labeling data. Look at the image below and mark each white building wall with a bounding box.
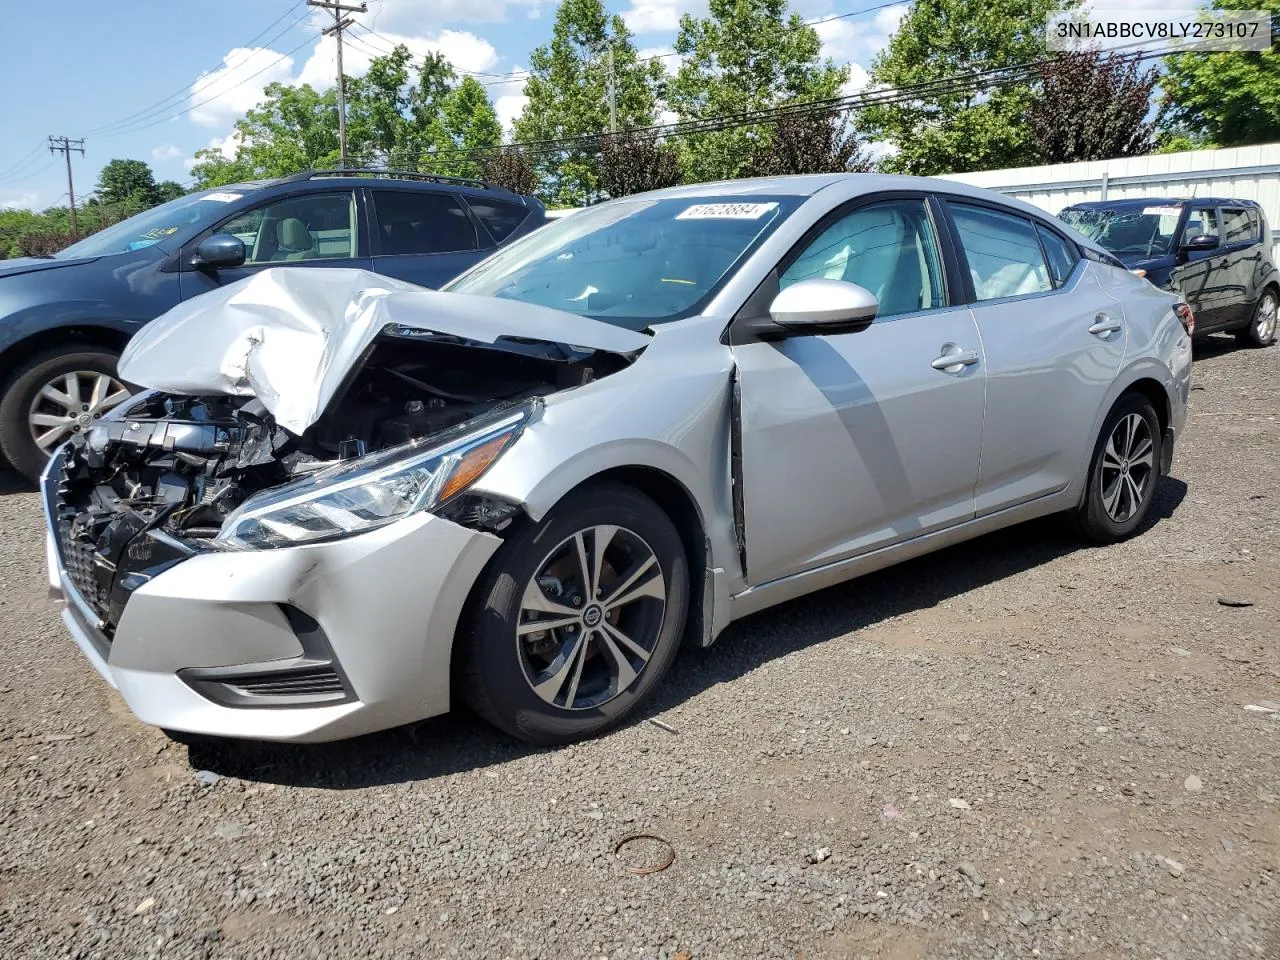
[940,143,1280,256]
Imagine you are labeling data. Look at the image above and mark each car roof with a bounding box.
[1064,197,1260,210]
[260,169,533,204]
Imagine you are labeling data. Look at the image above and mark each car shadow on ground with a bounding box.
[0,467,33,496]
[184,476,1188,789]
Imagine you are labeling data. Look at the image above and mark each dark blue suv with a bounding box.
[1059,197,1278,351]
[0,170,546,480]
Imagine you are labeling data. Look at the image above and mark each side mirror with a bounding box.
[1181,233,1220,252]
[769,278,878,334]
[192,233,246,269]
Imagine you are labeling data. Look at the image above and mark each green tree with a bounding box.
[669,0,845,183]
[748,110,872,176]
[435,77,504,179]
[189,81,340,187]
[95,158,160,208]
[515,0,663,205]
[864,0,1061,175]
[155,180,187,203]
[598,131,682,197]
[1161,0,1280,148]
[1028,50,1160,163]
[345,46,457,167]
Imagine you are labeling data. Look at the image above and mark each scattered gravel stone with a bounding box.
[1185,775,1204,792]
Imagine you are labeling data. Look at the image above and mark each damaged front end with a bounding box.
[46,268,647,638]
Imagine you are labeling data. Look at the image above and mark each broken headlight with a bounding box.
[214,405,533,550]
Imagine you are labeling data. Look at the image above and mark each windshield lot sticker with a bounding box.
[1142,206,1182,218]
[204,192,243,203]
[676,202,778,220]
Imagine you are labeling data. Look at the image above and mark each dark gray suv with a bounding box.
[1059,197,1278,350]
[0,170,546,481]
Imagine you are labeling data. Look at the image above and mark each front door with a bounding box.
[731,196,986,587]
[1171,205,1226,329]
[180,190,372,299]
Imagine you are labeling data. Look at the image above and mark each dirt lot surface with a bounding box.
[0,337,1277,960]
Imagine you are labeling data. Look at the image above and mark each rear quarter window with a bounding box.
[466,198,529,243]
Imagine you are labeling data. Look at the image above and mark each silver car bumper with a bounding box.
[42,458,501,743]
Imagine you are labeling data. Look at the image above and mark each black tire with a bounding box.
[0,347,126,483]
[458,481,689,746]
[1235,288,1278,348]
[1073,393,1163,544]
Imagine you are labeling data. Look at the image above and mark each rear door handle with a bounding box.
[1088,313,1123,337]
[931,347,980,371]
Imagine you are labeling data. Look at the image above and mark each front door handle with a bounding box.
[1088,313,1123,337]
[931,346,980,372]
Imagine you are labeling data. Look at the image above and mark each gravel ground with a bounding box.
[1,336,1277,960]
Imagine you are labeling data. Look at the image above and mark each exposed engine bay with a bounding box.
[50,332,626,630]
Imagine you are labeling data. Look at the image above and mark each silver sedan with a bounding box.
[41,174,1192,745]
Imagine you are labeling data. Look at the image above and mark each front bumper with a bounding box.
[42,463,501,743]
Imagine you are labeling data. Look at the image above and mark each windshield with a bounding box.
[56,187,257,259]
[1059,205,1182,260]
[446,196,800,329]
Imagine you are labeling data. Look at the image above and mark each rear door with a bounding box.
[731,194,986,586]
[179,190,371,299]
[368,189,491,288]
[942,199,1127,514]
[1171,205,1226,329]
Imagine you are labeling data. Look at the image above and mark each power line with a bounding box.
[0,159,56,189]
[346,40,1181,168]
[0,141,49,181]
[85,4,313,137]
[95,30,323,139]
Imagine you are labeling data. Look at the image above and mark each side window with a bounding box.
[1222,208,1256,246]
[780,198,946,318]
[372,190,479,255]
[1036,224,1080,287]
[466,198,529,243]
[219,192,356,264]
[1182,207,1219,244]
[948,203,1052,301]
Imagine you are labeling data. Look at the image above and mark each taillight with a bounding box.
[1174,301,1195,336]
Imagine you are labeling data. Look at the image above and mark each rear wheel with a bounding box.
[458,482,689,746]
[1073,393,1163,544]
[0,348,130,482]
[1236,289,1277,348]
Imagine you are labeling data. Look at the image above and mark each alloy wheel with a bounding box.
[516,525,666,711]
[27,370,130,453]
[1255,293,1277,344]
[1100,412,1154,523]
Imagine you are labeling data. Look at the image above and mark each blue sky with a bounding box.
[0,0,1200,212]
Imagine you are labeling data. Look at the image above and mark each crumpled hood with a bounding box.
[118,267,649,435]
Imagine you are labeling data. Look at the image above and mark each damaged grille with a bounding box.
[55,518,110,618]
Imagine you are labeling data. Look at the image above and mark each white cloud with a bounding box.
[184,131,242,171]
[488,68,529,134]
[189,47,300,128]
[0,191,39,211]
[637,46,680,75]
[813,3,907,65]
[840,63,871,97]
[623,0,706,34]
[865,140,899,162]
[298,28,499,90]
[367,0,544,31]
[151,144,183,162]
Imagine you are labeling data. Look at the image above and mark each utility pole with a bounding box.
[48,136,85,235]
[606,42,617,134]
[307,0,366,166]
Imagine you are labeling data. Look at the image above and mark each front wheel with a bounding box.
[0,348,131,482]
[1073,393,1163,544]
[1236,289,1277,348]
[457,482,689,746]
